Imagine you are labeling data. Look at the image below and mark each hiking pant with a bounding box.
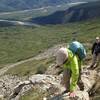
[61,68,71,92]
[90,53,100,68]
[61,68,84,92]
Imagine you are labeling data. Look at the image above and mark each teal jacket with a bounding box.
[63,48,81,92]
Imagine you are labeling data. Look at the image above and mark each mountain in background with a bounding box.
[0,0,99,12]
[30,1,100,24]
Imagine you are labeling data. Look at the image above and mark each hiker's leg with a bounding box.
[61,68,71,92]
[95,53,100,68]
[77,68,84,91]
[90,53,97,68]
[98,53,100,66]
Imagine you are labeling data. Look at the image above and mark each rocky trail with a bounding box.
[0,66,100,100]
[0,43,99,100]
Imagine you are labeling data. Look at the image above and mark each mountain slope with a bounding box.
[0,0,98,12]
[0,0,69,12]
[31,1,100,24]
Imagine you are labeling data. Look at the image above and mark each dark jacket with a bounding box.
[92,42,100,55]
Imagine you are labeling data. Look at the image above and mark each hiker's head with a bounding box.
[56,47,68,66]
[96,36,100,43]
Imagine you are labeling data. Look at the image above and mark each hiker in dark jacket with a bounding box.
[89,37,100,69]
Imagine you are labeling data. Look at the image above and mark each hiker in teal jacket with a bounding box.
[56,47,85,97]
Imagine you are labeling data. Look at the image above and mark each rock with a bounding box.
[82,70,97,92]
[49,91,89,100]
[45,64,63,75]
[9,80,32,99]
[9,72,94,100]
[0,69,100,100]
[43,97,47,100]
[0,95,3,100]
[0,75,25,99]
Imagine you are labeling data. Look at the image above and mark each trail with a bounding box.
[0,44,64,76]
[0,19,41,27]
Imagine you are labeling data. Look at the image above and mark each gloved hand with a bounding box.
[69,91,76,98]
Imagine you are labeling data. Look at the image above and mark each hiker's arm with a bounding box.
[92,43,96,54]
[70,56,79,92]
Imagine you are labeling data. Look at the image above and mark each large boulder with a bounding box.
[9,69,99,100]
[0,67,99,100]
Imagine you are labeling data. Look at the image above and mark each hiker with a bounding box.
[89,36,100,69]
[55,41,86,97]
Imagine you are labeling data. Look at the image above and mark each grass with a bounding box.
[2,18,100,77]
[0,18,100,66]
[5,57,55,77]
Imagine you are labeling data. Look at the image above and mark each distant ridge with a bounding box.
[0,0,98,12]
[31,1,100,24]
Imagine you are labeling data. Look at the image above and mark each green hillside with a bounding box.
[0,18,100,67]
